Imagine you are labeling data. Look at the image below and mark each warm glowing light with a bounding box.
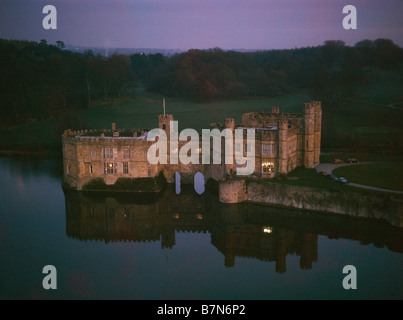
[196,214,203,220]
[262,162,274,173]
[263,227,273,234]
[173,213,180,219]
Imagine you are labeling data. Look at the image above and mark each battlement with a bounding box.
[304,101,321,113]
[158,114,173,120]
[225,118,235,130]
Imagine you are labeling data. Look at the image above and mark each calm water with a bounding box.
[0,157,402,300]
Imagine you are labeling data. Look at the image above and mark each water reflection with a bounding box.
[0,157,63,179]
[64,186,403,273]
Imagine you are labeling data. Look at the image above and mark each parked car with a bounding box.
[336,177,349,184]
[326,173,337,180]
[319,171,329,176]
[333,158,344,164]
[346,158,359,163]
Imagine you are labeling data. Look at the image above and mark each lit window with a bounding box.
[262,162,274,173]
[105,162,117,174]
[263,227,273,234]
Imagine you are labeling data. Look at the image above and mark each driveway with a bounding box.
[315,162,403,195]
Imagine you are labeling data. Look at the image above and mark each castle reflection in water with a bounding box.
[64,186,403,273]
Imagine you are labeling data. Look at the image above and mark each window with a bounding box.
[262,143,274,155]
[262,162,274,173]
[123,162,129,174]
[67,165,71,175]
[162,124,166,130]
[91,150,98,158]
[89,164,93,174]
[123,149,131,159]
[105,162,117,174]
[103,148,114,159]
[244,143,251,153]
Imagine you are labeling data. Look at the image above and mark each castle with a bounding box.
[62,101,322,191]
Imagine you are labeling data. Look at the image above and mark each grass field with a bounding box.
[271,167,403,198]
[333,163,403,191]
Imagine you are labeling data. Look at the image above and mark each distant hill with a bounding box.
[64,44,183,57]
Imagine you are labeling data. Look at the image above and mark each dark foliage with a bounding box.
[132,39,403,103]
[0,39,136,125]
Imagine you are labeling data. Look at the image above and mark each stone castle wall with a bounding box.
[218,179,403,228]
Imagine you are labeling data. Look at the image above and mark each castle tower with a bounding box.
[159,114,173,136]
[313,101,322,165]
[277,115,288,174]
[299,233,318,270]
[271,107,280,114]
[303,102,315,168]
[161,227,175,249]
[225,118,235,132]
[158,99,173,138]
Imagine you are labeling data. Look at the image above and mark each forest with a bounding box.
[0,38,402,127]
[133,38,403,103]
[0,39,136,125]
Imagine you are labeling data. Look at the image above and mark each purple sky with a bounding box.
[0,0,402,50]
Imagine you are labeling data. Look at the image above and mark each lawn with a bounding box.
[320,63,403,151]
[77,88,309,132]
[333,163,403,191]
[270,167,403,198]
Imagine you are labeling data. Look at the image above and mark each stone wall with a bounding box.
[218,179,403,228]
[219,179,247,203]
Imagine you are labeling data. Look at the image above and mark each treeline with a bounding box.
[0,39,136,125]
[132,39,403,103]
[1,38,402,125]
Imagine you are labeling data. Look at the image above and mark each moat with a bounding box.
[0,157,402,299]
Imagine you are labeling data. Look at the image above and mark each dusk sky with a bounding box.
[0,0,402,50]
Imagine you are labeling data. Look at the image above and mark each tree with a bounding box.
[56,40,65,49]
